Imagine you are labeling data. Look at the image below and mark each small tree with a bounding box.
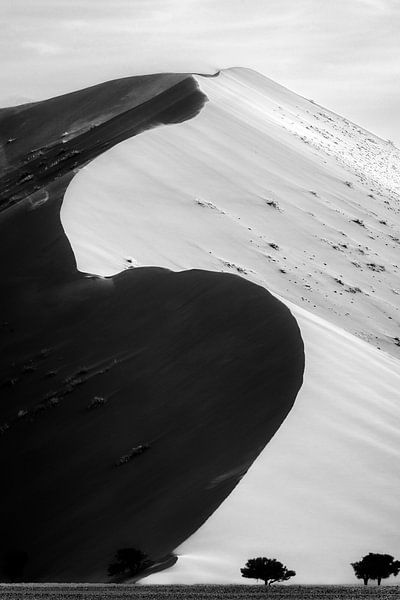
[241,557,296,586]
[1,550,29,582]
[108,547,153,580]
[351,553,400,586]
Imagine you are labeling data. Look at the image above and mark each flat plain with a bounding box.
[0,586,399,600]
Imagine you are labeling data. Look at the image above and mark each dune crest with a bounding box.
[62,67,400,357]
[0,71,304,582]
[59,67,400,585]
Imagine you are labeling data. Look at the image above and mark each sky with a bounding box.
[1,0,399,142]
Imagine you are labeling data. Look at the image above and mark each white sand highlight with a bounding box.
[145,303,400,584]
[61,68,400,583]
[61,68,400,357]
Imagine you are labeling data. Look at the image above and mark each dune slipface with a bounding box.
[0,73,304,582]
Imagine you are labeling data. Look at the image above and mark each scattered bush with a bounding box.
[1,378,18,388]
[241,557,296,586]
[31,397,59,418]
[1,549,29,582]
[265,200,280,209]
[44,370,58,378]
[367,263,385,272]
[108,548,153,579]
[0,423,10,435]
[352,552,400,586]
[115,444,150,467]
[87,396,107,410]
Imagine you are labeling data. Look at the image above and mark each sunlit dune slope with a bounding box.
[146,302,400,585]
[62,68,400,357]
[59,67,400,585]
[0,71,304,582]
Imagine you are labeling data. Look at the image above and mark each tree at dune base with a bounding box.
[0,550,29,582]
[241,557,296,586]
[107,548,153,580]
[351,552,400,586]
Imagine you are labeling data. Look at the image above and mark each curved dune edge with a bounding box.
[60,68,400,584]
[0,266,304,582]
[0,72,305,582]
[62,68,400,358]
[145,301,400,585]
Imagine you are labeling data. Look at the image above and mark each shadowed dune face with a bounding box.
[63,68,400,358]
[0,74,207,213]
[0,73,304,581]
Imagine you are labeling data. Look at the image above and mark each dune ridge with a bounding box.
[59,67,400,584]
[0,71,304,582]
[62,67,400,358]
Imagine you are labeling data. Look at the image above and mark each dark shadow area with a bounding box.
[0,549,29,583]
[0,73,304,582]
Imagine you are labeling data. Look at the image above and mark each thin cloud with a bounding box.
[21,41,63,55]
[1,0,399,142]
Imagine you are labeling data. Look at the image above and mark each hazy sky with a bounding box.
[1,0,399,143]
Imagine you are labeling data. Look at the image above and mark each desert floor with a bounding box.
[0,585,399,600]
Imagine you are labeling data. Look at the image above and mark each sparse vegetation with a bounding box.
[351,552,400,586]
[108,547,153,579]
[241,557,296,586]
[1,377,18,387]
[366,263,385,272]
[115,444,150,466]
[0,423,10,435]
[38,348,51,358]
[1,585,400,599]
[87,396,107,410]
[265,199,280,209]
[223,261,247,274]
[31,397,59,417]
[65,367,89,385]
[351,218,365,227]
[1,549,29,582]
[44,370,58,378]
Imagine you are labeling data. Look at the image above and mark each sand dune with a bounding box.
[1,66,399,584]
[146,302,400,584]
[62,68,400,358]
[0,71,304,582]
[60,68,400,584]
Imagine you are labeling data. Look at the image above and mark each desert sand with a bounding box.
[60,68,400,584]
[0,71,304,582]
